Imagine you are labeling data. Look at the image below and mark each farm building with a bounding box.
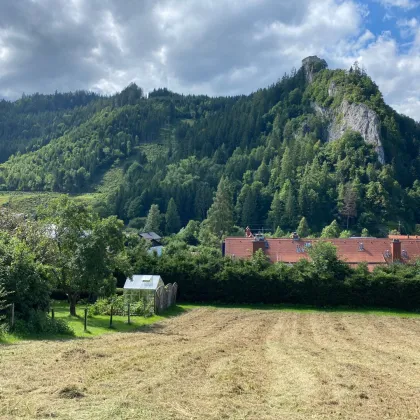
[223,233,420,272]
[123,275,177,314]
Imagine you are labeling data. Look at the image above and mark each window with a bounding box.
[358,242,364,251]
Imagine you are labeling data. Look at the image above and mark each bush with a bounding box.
[13,310,74,336]
[88,295,154,317]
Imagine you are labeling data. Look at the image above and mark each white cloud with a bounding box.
[377,0,420,10]
[0,0,419,121]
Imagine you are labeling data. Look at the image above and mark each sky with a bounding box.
[0,0,420,121]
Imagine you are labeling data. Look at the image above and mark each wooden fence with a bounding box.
[155,283,178,314]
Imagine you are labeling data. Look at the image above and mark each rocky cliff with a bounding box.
[302,56,328,83]
[312,78,385,163]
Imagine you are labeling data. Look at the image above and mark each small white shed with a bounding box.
[123,275,164,305]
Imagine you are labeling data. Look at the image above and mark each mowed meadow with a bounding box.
[1,306,420,420]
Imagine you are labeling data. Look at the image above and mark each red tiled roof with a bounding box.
[388,235,420,240]
[224,237,420,268]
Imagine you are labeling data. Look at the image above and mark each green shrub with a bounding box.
[13,310,74,336]
[88,295,154,317]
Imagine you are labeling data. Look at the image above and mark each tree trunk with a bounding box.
[68,293,78,316]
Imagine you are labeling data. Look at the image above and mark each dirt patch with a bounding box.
[58,385,85,399]
[1,308,420,419]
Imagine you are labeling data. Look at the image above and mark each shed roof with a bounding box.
[140,232,162,241]
[123,275,163,291]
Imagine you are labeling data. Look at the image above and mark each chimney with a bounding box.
[391,239,401,263]
[252,235,266,254]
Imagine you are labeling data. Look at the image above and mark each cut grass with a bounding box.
[1,307,420,419]
[192,302,420,317]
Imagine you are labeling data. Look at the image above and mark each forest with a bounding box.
[1,58,420,237]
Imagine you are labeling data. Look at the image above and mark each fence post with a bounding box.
[109,305,113,328]
[127,303,131,325]
[51,308,55,320]
[84,308,88,332]
[10,303,15,329]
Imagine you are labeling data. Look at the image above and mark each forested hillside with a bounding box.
[1,57,420,236]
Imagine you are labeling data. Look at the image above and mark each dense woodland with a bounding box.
[1,60,420,237]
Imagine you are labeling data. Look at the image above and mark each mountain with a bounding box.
[0,57,420,235]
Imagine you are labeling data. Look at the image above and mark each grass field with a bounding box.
[1,302,189,343]
[1,306,420,419]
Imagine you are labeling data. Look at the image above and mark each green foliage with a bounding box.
[165,198,181,234]
[297,217,310,238]
[13,310,74,336]
[140,238,420,310]
[144,204,162,234]
[0,233,50,319]
[37,196,128,315]
[88,295,153,317]
[206,177,234,235]
[321,220,341,238]
[1,61,420,235]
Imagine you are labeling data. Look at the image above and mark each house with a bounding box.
[139,231,162,246]
[223,234,420,272]
[139,231,164,256]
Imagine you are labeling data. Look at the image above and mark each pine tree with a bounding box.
[144,204,162,234]
[339,184,357,229]
[278,147,294,185]
[255,161,270,184]
[297,217,310,238]
[321,220,341,238]
[273,226,285,238]
[206,177,234,235]
[165,198,181,234]
[268,191,283,231]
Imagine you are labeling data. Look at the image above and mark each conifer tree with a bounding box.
[278,147,294,185]
[165,198,181,234]
[297,217,310,238]
[206,177,234,235]
[144,204,162,234]
[268,191,283,231]
[321,220,341,238]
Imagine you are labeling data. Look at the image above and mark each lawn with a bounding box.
[0,302,188,343]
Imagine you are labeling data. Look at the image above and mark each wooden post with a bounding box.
[51,308,55,320]
[11,303,15,329]
[127,303,131,325]
[84,308,88,332]
[109,305,113,328]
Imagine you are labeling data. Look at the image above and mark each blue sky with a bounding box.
[0,0,420,120]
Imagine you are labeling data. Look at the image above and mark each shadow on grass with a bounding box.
[2,305,189,343]
[180,302,420,318]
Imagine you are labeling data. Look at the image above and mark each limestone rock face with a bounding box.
[313,100,385,164]
[302,56,328,83]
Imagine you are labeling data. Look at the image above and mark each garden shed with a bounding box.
[123,275,178,314]
[123,275,164,304]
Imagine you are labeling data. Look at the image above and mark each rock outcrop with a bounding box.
[302,56,328,83]
[328,100,385,163]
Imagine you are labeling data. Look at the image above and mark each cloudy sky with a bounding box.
[0,0,420,120]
